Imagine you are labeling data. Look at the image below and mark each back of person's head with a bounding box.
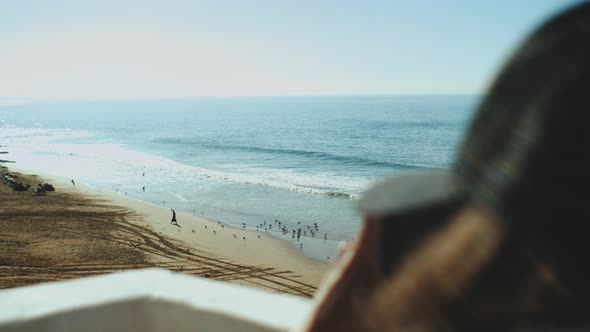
[302,2,590,331]
[378,2,590,330]
[447,4,590,329]
[458,0,590,264]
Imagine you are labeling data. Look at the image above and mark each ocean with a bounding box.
[0,95,476,259]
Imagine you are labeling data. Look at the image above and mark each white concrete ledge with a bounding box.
[0,268,312,332]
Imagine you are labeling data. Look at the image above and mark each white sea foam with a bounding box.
[1,128,370,199]
[0,127,94,141]
[175,194,189,202]
[206,166,368,199]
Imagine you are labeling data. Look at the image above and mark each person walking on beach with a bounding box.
[142,186,145,192]
[71,179,75,186]
[170,209,178,226]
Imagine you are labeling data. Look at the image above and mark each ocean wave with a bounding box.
[152,137,427,170]
[183,166,366,199]
[175,194,189,202]
[0,128,95,144]
[5,129,367,199]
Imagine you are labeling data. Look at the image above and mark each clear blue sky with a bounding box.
[0,0,580,101]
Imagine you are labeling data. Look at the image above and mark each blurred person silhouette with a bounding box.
[170,208,178,226]
[301,2,590,332]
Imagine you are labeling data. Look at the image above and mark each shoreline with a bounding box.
[1,164,329,295]
[9,158,343,262]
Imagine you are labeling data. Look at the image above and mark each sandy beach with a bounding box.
[0,165,329,297]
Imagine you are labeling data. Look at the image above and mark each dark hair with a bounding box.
[369,3,590,331]
[304,4,590,332]
[457,0,590,294]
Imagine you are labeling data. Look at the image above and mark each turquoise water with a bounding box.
[0,95,476,258]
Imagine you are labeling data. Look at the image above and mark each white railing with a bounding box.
[0,269,312,332]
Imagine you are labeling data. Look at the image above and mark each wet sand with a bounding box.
[0,167,329,297]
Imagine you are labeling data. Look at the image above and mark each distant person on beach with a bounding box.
[302,4,590,331]
[142,186,145,192]
[170,209,177,226]
[71,179,75,186]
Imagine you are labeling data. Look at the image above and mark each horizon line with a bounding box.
[0,93,482,105]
